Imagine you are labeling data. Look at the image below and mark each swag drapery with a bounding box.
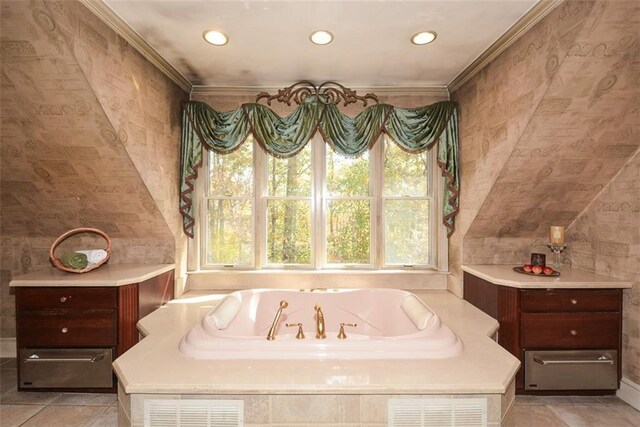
[180,96,459,238]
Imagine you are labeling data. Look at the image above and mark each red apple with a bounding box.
[543,266,554,275]
[523,264,533,273]
[532,265,543,274]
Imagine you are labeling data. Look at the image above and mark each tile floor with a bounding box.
[1,357,639,426]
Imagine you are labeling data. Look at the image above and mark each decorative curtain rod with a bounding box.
[255,80,379,107]
[180,81,459,238]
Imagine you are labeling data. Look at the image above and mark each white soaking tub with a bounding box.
[179,289,463,360]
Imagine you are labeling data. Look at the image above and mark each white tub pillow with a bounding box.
[211,296,241,330]
[401,295,435,330]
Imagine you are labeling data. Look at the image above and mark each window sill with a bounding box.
[187,269,450,291]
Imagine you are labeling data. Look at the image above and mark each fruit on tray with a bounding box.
[543,266,555,275]
[532,265,543,274]
[523,264,533,273]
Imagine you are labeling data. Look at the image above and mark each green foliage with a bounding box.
[206,136,431,267]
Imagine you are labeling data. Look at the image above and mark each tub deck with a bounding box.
[114,289,518,395]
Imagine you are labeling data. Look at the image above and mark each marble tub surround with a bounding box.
[461,265,632,289]
[114,290,519,425]
[9,264,175,288]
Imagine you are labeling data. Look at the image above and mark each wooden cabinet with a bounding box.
[464,272,623,395]
[15,269,174,392]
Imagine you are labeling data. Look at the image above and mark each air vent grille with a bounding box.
[388,398,487,427]
[144,399,243,427]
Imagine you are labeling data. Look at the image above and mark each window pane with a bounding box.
[326,150,369,196]
[208,140,253,196]
[385,199,430,265]
[206,199,252,265]
[267,144,311,197]
[326,199,370,264]
[384,138,428,197]
[266,200,311,264]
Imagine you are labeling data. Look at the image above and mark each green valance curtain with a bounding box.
[180,96,459,238]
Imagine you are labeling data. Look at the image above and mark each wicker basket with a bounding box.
[49,228,112,273]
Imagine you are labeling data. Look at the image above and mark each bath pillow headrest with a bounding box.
[401,295,435,331]
[211,295,242,330]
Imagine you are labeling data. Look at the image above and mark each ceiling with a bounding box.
[102,0,539,88]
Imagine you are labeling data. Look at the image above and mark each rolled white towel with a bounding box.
[401,294,435,330]
[211,296,242,330]
[76,249,108,265]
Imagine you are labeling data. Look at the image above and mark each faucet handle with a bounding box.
[337,323,357,340]
[286,323,305,339]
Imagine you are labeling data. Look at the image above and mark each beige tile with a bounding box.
[360,395,388,423]
[610,404,640,426]
[594,396,632,406]
[0,359,17,371]
[20,405,109,427]
[548,403,639,427]
[50,393,117,406]
[0,369,17,394]
[271,394,360,424]
[524,395,601,405]
[117,400,131,427]
[512,396,547,406]
[89,404,118,427]
[0,404,45,427]
[117,381,131,419]
[502,404,569,427]
[0,389,60,405]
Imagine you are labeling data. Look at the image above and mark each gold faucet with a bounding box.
[266,300,288,341]
[315,304,326,339]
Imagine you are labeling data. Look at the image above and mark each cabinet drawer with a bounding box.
[521,289,620,312]
[521,313,619,348]
[16,287,117,312]
[18,312,116,347]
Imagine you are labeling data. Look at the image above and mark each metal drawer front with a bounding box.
[525,350,617,391]
[19,348,113,389]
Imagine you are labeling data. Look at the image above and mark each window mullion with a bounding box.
[372,136,384,269]
[255,139,265,269]
[314,135,325,269]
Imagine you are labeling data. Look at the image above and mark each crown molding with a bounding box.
[191,85,450,99]
[79,0,192,93]
[447,0,564,93]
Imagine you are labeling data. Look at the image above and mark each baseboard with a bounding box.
[0,338,17,358]
[618,376,640,411]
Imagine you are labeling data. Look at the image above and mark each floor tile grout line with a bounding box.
[17,403,48,427]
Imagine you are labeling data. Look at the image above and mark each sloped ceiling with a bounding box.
[464,0,640,238]
[0,0,173,239]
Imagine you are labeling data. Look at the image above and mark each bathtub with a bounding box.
[179,289,463,360]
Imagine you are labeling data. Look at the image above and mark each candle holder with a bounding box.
[547,243,567,270]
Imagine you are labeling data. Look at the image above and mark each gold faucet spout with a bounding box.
[266,300,288,341]
[315,304,326,339]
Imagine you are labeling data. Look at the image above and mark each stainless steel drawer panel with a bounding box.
[19,348,113,389]
[525,350,617,391]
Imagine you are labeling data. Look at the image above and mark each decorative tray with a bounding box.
[512,266,560,277]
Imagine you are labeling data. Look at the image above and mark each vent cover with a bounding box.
[388,398,487,427]
[144,399,243,427]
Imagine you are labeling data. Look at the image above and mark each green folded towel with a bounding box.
[59,252,88,270]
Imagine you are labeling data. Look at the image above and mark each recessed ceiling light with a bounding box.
[203,30,229,46]
[411,31,437,45]
[309,30,334,45]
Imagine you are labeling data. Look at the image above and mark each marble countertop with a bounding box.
[113,289,519,395]
[462,265,632,289]
[9,264,175,287]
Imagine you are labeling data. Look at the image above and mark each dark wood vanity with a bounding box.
[462,265,630,395]
[11,264,174,393]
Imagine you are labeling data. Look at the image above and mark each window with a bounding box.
[200,135,439,269]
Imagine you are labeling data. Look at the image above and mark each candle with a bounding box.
[550,226,565,245]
